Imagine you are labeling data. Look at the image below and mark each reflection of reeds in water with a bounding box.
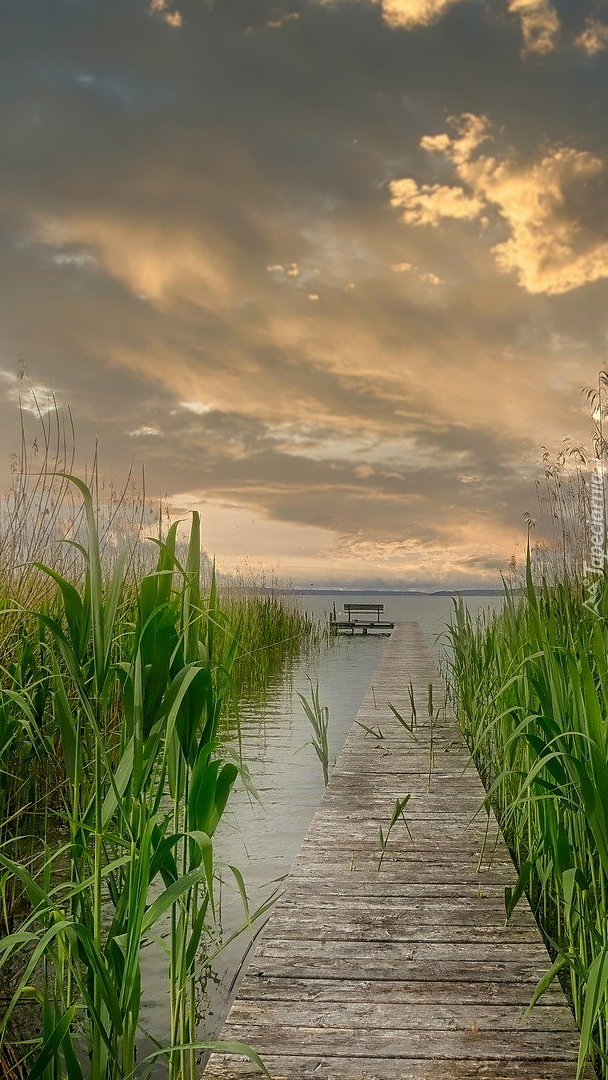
[0,399,311,1079]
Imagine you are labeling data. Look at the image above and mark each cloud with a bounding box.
[486,148,608,294]
[179,400,214,415]
[420,112,490,163]
[49,251,96,269]
[390,261,443,284]
[246,12,301,33]
[148,0,183,28]
[314,0,562,54]
[390,113,608,295]
[575,19,608,55]
[389,177,484,226]
[313,0,463,30]
[375,0,463,29]
[507,0,560,56]
[32,213,235,309]
[265,12,301,29]
[0,369,58,416]
[420,270,443,284]
[266,262,301,277]
[128,425,162,436]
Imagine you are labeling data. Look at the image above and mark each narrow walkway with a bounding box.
[205,622,590,1080]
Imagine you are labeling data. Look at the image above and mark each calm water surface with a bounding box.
[140,592,503,1051]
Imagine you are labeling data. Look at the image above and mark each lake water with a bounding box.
[140,591,504,1053]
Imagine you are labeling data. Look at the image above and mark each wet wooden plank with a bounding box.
[205,622,592,1079]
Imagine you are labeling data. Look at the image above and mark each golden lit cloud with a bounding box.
[390,261,443,284]
[267,263,301,277]
[507,0,560,55]
[148,0,183,28]
[389,178,484,226]
[313,0,462,29]
[315,0,562,54]
[486,149,608,294]
[391,113,608,295]
[246,11,301,32]
[33,213,234,309]
[377,0,462,29]
[575,19,608,55]
[420,113,490,164]
[265,12,301,29]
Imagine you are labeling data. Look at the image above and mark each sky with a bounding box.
[1,0,608,589]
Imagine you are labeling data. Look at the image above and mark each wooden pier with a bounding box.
[205,622,591,1080]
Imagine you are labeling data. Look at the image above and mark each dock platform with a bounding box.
[330,601,395,635]
[205,621,590,1080]
[330,619,395,635]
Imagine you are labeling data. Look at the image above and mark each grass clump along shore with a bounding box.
[0,422,314,1078]
[448,383,608,1079]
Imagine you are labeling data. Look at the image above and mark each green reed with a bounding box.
[447,551,608,1078]
[298,679,331,786]
[0,477,306,1079]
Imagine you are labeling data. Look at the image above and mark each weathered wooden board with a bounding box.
[205,622,593,1080]
[242,955,565,983]
[205,1057,583,1080]
[233,975,567,1007]
[227,1000,576,1032]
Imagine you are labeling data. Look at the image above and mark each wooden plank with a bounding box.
[260,916,547,943]
[205,622,593,1079]
[211,1023,581,1058]
[244,956,561,983]
[253,939,560,964]
[234,975,568,1007]
[227,1000,576,1032]
[205,1059,582,1080]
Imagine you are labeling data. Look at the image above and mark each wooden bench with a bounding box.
[331,602,394,635]
[344,602,384,622]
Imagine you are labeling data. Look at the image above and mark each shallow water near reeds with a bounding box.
[139,592,504,1065]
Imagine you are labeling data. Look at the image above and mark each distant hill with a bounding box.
[293,588,504,596]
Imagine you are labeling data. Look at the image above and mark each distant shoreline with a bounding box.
[292,588,506,596]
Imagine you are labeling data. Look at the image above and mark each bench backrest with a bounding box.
[343,603,384,619]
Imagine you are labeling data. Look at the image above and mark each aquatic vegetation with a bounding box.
[0,468,313,1079]
[377,795,411,872]
[447,553,608,1079]
[297,679,331,785]
[0,478,273,1078]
